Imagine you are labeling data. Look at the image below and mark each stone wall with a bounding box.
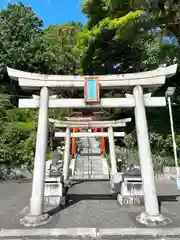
[0,164,33,180]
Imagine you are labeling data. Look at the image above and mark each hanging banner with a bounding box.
[84,77,100,103]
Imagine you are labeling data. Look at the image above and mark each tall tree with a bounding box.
[45,22,83,74]
[77,0,179,74]
[0,2,51,73]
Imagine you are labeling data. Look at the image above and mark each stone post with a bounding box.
[108,126,117,193]
[63,127,71,181]
[134,85,170,226]
[108,126,117,174]
[20,87,52,227]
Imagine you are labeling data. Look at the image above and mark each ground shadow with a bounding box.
[158,195,180,212]
[46,192,117,216]
[46,187,180,217]
[71,180,85,186]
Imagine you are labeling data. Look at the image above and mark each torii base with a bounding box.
[20,213,52,227]
[136,212,172,227]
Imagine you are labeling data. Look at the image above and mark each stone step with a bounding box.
[73,176,110,180]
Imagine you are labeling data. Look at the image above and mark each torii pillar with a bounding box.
[72,128,78,156]
[134,85,171,226]
[20,87,52,227]
[101,128,106,154]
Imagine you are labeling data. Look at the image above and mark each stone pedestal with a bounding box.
[44,159,66,207]
[136,212,172,227]
[44,176,65,207]
[20,214,52,228]
[117,176,144,206]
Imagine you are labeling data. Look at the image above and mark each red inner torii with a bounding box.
[71,112,106,156]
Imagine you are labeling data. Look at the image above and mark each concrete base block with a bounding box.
[136,212,172,227]
[44,196,66,206]
[44,182,63,206]
[110,173,123,193]
[20,213,52,227]
[45,176,62,182]
[121,181,143,196]
[117,194,144,206]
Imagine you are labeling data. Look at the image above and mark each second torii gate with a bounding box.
[49,117,131,181]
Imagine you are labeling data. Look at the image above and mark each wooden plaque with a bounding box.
[84,77,100,103]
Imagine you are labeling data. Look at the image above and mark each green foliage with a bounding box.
[18,131,37,165]
[0,3,77,166]
[1,0,180,172]
[0,123,35,165]
[44,22,83,74]
[46,152,53,160]
[77,10,150,74]
[79,0,179,74]
[0,2,52,73]
[125,131,180,174]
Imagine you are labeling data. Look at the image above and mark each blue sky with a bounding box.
[0,0,87,27]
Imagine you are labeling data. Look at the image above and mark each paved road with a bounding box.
[0,180,31,229]
[2,178,179,229]
[1,179,180,239]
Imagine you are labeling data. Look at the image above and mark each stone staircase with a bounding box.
[73,137,109,180]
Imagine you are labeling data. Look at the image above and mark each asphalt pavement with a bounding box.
[1,178,180,239]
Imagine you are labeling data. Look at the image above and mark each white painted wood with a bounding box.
[125,94,133,98]
[33,95,57,100]
[53,118,131,127]
[66,116,110,121]
[19,99,39,108]
[51,118,131,124]
[63,128,71,181]
[30,87,49,216]
[133,85,159,217]
[18,97,166,109]
[144,93,152,97]
[17,76,167,89]
[108,126,117,174]
[56,117,132,123]
[54,123,126,128]
[55,132,125,137]
[7,64,176,83]
[50,98,135,108]
[144,96,166,107]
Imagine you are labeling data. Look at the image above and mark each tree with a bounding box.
[44,22,83,74]
[76,0,180,170]
[0,3,74,167]
[77,0,179,74]
[0,2,52,74]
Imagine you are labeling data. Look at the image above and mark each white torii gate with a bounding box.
[6,64,177,227]
[49,117,131,181]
